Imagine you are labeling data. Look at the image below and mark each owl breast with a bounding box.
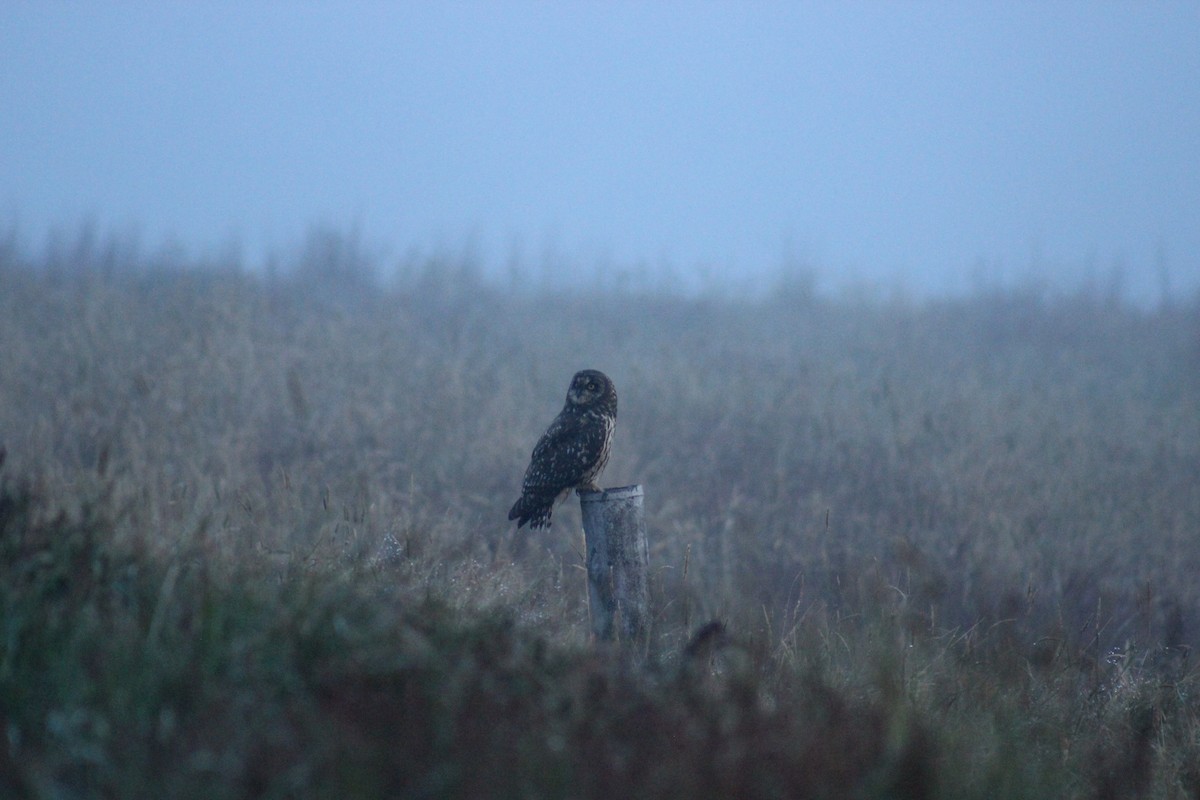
[578,411,614,486]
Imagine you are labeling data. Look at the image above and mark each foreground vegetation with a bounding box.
[0,234,1198,797]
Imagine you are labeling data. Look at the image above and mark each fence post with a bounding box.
[579,484,648,649]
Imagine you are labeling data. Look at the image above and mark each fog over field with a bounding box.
[1,237,1199,795]
[3,5,1200,796]
[3,4,1199,302]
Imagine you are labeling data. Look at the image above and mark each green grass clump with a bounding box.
[0,473,928,798]
[4,470,1197,798]
[1,240,1199,796]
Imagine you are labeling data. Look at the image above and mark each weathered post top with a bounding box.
[578,484,643,504]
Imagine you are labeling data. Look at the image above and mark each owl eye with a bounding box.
[587,382,597,391]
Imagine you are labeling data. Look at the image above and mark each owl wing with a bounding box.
[522,411,595,493]
[509,410,602,529]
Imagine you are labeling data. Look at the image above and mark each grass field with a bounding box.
[1,235,1199,797]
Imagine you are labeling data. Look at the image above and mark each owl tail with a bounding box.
[508,495,553,530]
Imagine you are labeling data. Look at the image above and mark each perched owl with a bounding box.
[508,369,617,530]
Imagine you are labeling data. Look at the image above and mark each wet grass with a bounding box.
[1,241,1198,797]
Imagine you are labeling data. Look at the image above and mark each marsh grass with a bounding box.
[1,239,1198,797]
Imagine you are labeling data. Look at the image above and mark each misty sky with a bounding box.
[3,3,1198,300]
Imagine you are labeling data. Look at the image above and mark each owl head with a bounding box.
[566,369,617,414]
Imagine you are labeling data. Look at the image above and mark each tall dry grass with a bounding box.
[1,235,1198,796]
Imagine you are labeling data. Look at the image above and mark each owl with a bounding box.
[508,369,617,530]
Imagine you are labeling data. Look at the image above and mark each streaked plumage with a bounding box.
[508,369,617,530]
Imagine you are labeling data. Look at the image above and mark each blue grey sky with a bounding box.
[3,3,1198,300]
